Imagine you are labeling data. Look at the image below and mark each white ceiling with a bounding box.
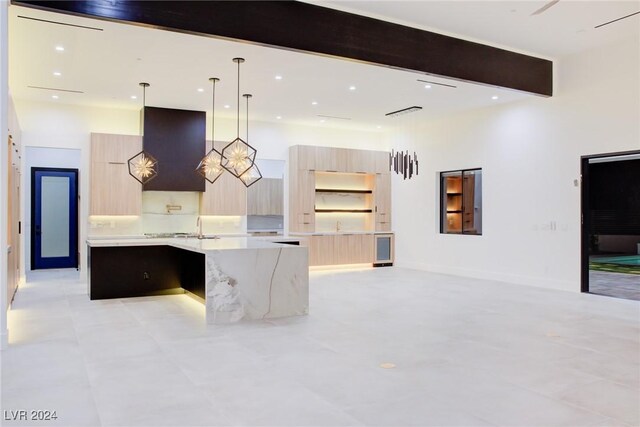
[9,2,637,130]
[315,0,640,58]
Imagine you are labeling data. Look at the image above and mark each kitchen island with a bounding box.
[87,237,308,324]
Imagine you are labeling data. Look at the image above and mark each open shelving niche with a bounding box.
[444,173,463,232]
[314,172,375,232]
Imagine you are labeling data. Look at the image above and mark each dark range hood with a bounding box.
[142,106,206,192]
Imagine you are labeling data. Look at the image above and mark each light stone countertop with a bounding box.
[288,231,393,236]
[86,236,304,254]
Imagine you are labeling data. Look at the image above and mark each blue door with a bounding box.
[32,168,78,269]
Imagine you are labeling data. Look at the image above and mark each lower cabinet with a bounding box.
[88,245,205,300]
[308,234,376,266]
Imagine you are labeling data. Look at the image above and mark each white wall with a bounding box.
[390,36,640,292]
[1,0,9,349]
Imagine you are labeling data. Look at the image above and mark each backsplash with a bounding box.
[142,191,199,234]
[88,191,247,236]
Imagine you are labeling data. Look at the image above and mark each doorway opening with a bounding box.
[581,151,640,300]
[30,167,79,270]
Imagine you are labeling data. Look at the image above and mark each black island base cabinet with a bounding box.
[88,245,205,300]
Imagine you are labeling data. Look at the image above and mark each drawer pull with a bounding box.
[108,162,126,165]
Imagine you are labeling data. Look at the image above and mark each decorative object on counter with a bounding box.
[128,82,158,184]
[390,149,418,180]
[221,58,257,178]
[196,77,225,184]
[239,93,262,188]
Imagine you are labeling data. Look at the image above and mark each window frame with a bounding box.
[439,167,483,236]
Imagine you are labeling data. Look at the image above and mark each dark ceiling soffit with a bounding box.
[13,0,553,97]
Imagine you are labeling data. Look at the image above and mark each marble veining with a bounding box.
[204,246,308,324]
[205,255,245,323]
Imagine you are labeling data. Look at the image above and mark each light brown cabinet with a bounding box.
[347,149,375,174]
[289,169,315,232]
[247,178,283,215]
[374,173,391,231]
[90,133,142,215]
[7,136,21,306]
[291,145,317,171]
[375,151,390,174]
[308,235,335,266]
[200,140,247,216]
[308,233,374,266]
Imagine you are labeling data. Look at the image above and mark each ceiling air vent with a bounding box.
[316,115,351,121]
[27,86,84,94]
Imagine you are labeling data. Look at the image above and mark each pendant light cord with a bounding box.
[212,79,216,143]
[236,60,240,138]
[246,95,249,142]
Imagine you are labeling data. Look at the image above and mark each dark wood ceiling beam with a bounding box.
[13,0,553,96]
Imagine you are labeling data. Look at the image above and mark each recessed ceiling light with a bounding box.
[55,45,64,52]
[492,95,499,100]
[51,95,59,99]
[53,71,61,77]
[197,88,204,92]
[311,101,318,105]
[349,85,356,91]
[276,116,282,120]
[424,84,432,89]
[275,75,283,80]
[320,119,326,123]
[130,95,137,100]
[377,125,382,129]
[224,104,230,109]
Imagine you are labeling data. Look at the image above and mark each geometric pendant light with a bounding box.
[221,58,257,178]
[128,82,158,185]
[196,77,225,184]
[239,93,262,188]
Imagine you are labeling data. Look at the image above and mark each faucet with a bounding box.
[336,221,341,232]
[196,216,203,239]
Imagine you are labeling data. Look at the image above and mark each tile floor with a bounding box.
[1,267,639,427]
[589,271,640,301]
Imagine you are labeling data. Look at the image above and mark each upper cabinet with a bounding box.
[293,145,389,175]
[374,173,391,231]
[90,133,142,215]
[247,178,283,216]
[199,140,247,216]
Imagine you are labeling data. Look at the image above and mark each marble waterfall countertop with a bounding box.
[86,235,302,252]
[87,236,309,324]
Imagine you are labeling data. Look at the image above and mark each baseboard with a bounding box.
[394,260,578,293]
